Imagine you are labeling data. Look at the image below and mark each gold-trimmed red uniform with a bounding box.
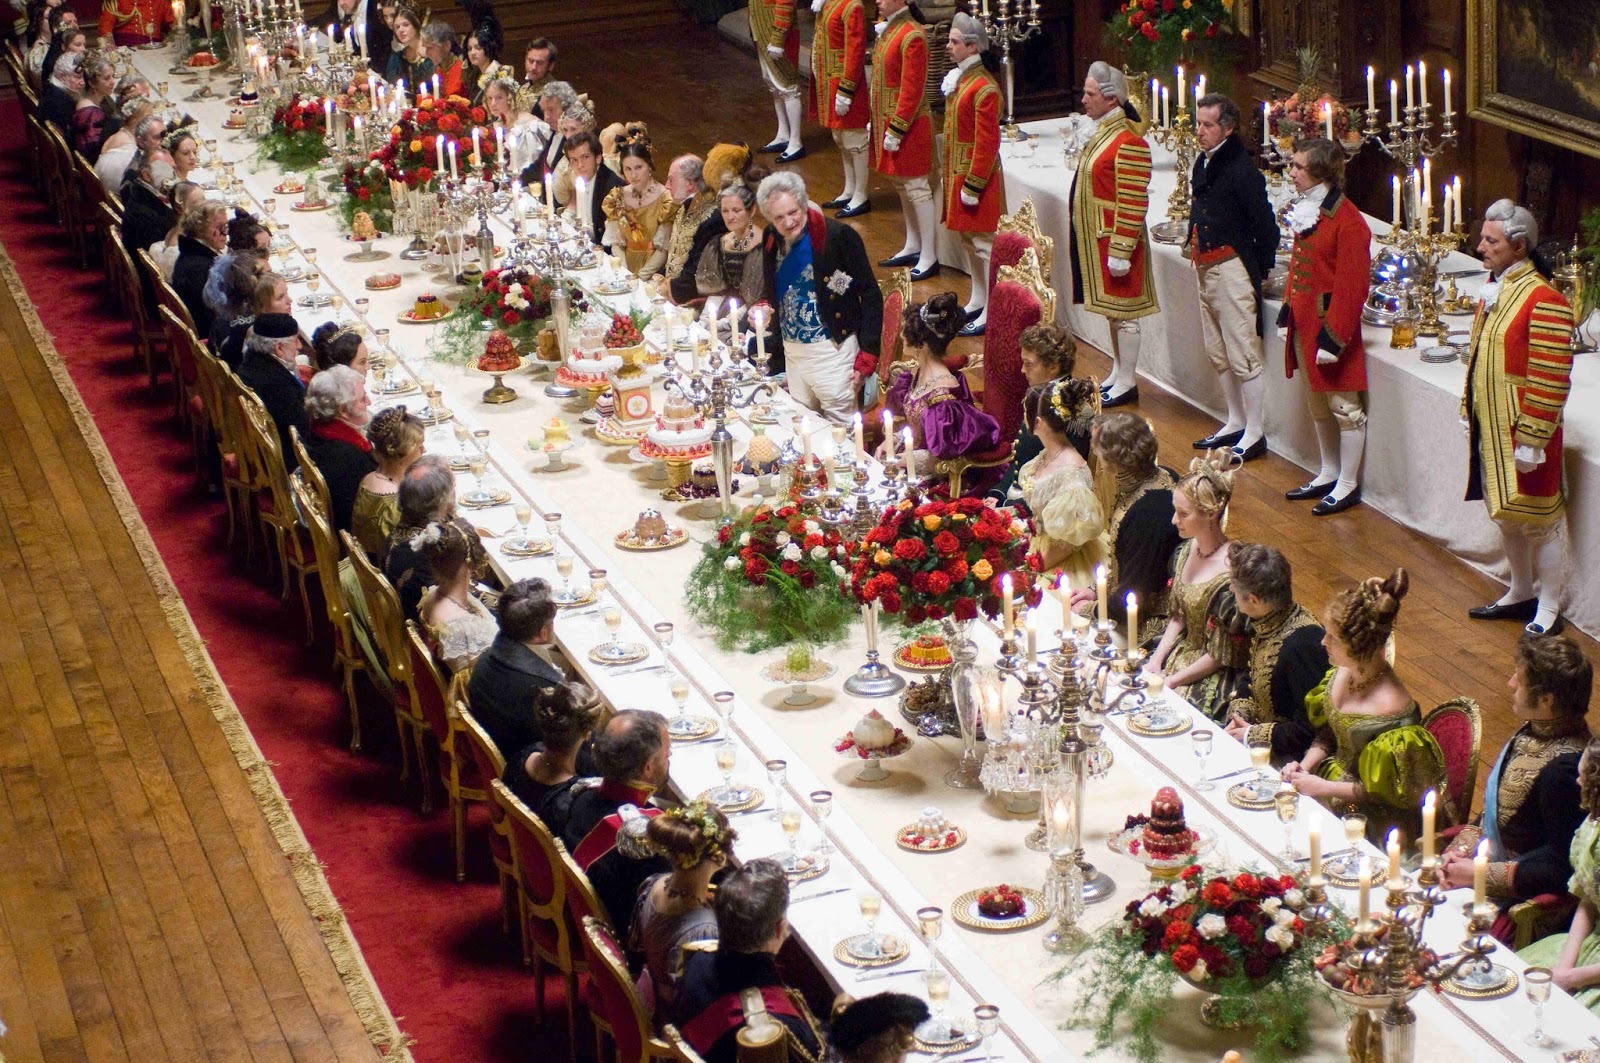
[812,0,869,129]
[748,0,801,86]
[1069,112,1157,319]
[941,63,1003,233]
[100,0,173,45]
[1462,257,1575,523]
[1279,188,1371,392]
[868,10,930,178]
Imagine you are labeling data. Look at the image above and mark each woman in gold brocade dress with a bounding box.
[1016,377,1107,590]
[1283,569,1445,845]
[601,134,679,279]
[351,407,426,559]
[1145,450,1243,720]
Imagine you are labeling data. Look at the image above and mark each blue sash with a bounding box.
[1481,735,1513,860]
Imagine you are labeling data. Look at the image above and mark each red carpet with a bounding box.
[0,106,566,1061]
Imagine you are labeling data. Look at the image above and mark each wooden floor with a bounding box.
[0,263,378,1058]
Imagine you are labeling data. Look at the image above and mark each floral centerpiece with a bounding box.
[338,94,497,231]
[685,502,856,653]
[1105,0,1239,77]
[425,265,590,365]
[1267,48,1362,149]
[1064,864,1345,1063]
[256,93,330,171]
[847,496,1038,627]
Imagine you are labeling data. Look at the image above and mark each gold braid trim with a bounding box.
[1493,723,1590,830]
[1484,860,1518,900]
[1243,603,1319,728]
[1101,466,1175,589]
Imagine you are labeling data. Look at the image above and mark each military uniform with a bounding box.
[514,73,551,120]
[812,0,870,209]
[869,7,936,271]
[99,0,172,46]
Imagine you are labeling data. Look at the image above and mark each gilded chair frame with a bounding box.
[579,915,672,1063]
[289,472,366,752]
[236,397,320,637]
[1423,696,1482,829]
[995,246,1056,324]
[997,198,1054,287]
[457,702,517,928]
[405,621,487,878]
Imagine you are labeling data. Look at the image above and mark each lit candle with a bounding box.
[902,428,915,480]
[1366,65,1376,112]
[1001,572,1015,636]
[1418,60,1428,108]
[882,410,894,461]
[1405,64,1414,110]
[325,97,334,130]
[1195,74,1205,104]
[1057,574,1069,635]
[448,141,458,181]
[574,174,586,218]
[1025,610,1037,666]
[1047,794,1071,846]
[801,424,813,464]
[728,297,741,351]
[543,171,555,211]
[852,413,865,459]
[1261,100,1270,146]
[752,305,768,364]
[1160,85,1169,128]
[1176,65,1185,108]
[1149,77,1158,116]
[172,0,183,27]
[1443,68,1453,117]
[1391,175,1401,227]
[1453,176,1463,229]
[471,127,482,169]
[1308,823,1323,886]
[357,24,367,59]
[1095,564,1108,625]
[1389,79,1399,126]
[352,114,363,152]
[1357,856,1372,931]
[1473,840,1488,906]
[1441,186,1452,234]
[435,134,445,175]
[980,684,1006,741]
[368,74,377,111]
[432,74,440,101]
[496,125,506,169]
[1324,100,1334,140]
[1421,790,1437,863]
[1386,828,1402,886]
[1125,592,1138,644]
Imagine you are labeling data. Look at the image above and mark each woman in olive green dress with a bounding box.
[1519,737,1600,1013]
[1282,569,1445,845]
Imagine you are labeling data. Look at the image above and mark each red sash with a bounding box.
[681,985,806,1057]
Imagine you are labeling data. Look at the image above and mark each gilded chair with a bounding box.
[212,364,262,560]
[157,305,208,478]
[101,210,128,314]
[288,426,336,646]
[976,198,1054,377]
[72,150,109,267]
[458,703,517,936]
[580,915,672,1063]
[860,267,914,451]
[237,398,320,638]
[1422,696,1481,829]
[405,621,487,878]
[556,838,612,1059]
[661,1026,711,1063]
[981,247,1054,445]
[342,529,429,799]
[289,472,366,752]
[937,441,1015,499]
[131,247,173,392]
[492,778,584,1044]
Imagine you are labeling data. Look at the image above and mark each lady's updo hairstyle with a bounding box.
[312,321,364,370]
[1018,323,1077,378]
[1024,377,1099,438]
[617,122,654,169]
[367,406,425,462]
[1326,568,1409,662]
[646,799,737,871]
[416,520,473,584]
[1093,411,1160,480]
[532,681,602,753]
[900,292,965,357]
[1176,449,1240,521]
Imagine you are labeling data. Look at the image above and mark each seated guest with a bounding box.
[236,312,309,468]
[94,87,154,192]
[419,20,462,97]
[532,79,579,189]
[664,153,714,303]
[483,75,548,179]
[564,131,623,249]
[118,135,174,252]
[549,102,597,206]
[559,709,671,864]
[39,50,84,134]
[1069,413,1180,643]
[310,320,371,374]
[27,6,76,83]
[1518,736,1600,1012]
[1145,451,1244,719]
[144,181,206,281]
[166,129,200,185]
[40,27,87,101]
[301,366,376,533]
[502,681,601,815]
[317,0,392,77]
[990,323,1087,504]
[461,9,507,104]
[603,131,679,279]
[1015,379,1106,586]
[465,576,565,757]
[171,201,229,338]
[217,269,292,367]
[353,406,423,559]
[829,994,930,1063]
[415,520,498,672]
[202,250,266,353]
[693,181,765,321]
[227,210,269,258]
[70,51,115,159]
[383,454,487,621]
[516,35,556,113]
[679,859,825,1063]
[1282,569,1445,844]
[1440,635,1590,919]
[1222,543,1330,764]
[630,801,736,1025]
[384,5,431,88]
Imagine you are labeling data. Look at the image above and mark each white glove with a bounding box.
[1514,444,1546,473]
[1275,326,1289,340]
[1315,349,1338,366]
[766,43,785,59]
[1107,256,1131,277]
[960,187,979,208]
[811,0,823,10]
[882,132,901,153]
[839,334,860,361]
[834,92,851,117]
[1459,418,1471,434]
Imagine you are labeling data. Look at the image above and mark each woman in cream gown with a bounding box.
[1016,378,1107,591]
[602,134,679,279]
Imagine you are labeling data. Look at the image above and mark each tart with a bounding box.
[976,884,1025,919]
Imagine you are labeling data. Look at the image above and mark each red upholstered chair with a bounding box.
[980,247,1054,445]
[458,705,518,937]
[406,621,486,882]
[861,268,914,450]
[1423,696,1481,829]
[579,915,671,1063]
[661,1026,711,1063]
[986,198,1054,301]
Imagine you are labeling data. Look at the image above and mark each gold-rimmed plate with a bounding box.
[950,886,1049,932]
[501,538,554,558]
[460,488,512,509]
[666,716,719,742]
[1226,778,1279,811]
[696,785,763,813]
[764,853,827,883]
[1439,966,1518,1000]
[589,643,649,666]
[896,823,966,853]
[892,639,953,672]
[555,591,598,609]
[1126,709,1192,738]
[291,199,334,212]
[373,377,419,396]
[833,933,909,969]
[399,308,452,324]
[912,1030,981,1057]
[615,527,689,551]
[1320,856,1382,891]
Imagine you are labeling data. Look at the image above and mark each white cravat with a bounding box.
[1478,278,1502,311]
[1287,182,1330,234]
[941,54,980,97]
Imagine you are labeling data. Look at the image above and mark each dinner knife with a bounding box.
[790,886,851,904]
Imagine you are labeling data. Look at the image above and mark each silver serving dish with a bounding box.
[1363,244,1442,325]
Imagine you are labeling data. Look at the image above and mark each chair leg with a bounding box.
[342,658,363,752]
[530,946,545,1018]
[452,792,467,883]
[564,972,579,1056]
[393,708,412,782]
[416,723,435,815]
[594,1024,605,1063]
[296,565,316,646]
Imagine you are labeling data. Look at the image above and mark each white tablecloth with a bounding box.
[135,44,1600,1061]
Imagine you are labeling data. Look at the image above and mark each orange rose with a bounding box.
[972,559,993,581]
[874,549,893,566]
[922,514,942,531]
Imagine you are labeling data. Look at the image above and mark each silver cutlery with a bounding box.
[854,966,919,983]
[726,806,768,817]
[610,662,665,676]
[790,887,851,904]
[1294,847,1353,864]
[1207,767,1260,782]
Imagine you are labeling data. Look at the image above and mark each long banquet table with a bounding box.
[137,45,1600,1061]
[987,120,1600,641]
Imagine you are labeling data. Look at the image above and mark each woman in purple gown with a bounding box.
[881,292,1005,497]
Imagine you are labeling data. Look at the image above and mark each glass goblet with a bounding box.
[354,296,371,320]
[543,511,563,544]
[809,789,834,855]
[714,739,738,806]
[553,552,575,602]
[920,969,953,1042]
[765,758,787,821]
[1274,784,1300,861]
[1522,967,1553,1047]
[1190,728,1214,790]
[712,690,735,727]
[668,674,691,734]
[779,808,802,871]
[512,503,533,550]
[1341,813,1368,877]
[587,568,607,599]
[1248,739,1273,800]
[973,1005,1000,1063]
[466,454,489,504]
[857,892,883,958]
[917,906,943,973]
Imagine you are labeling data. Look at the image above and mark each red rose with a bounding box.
[1181,864,1204,882]
[1243,954,1270,979]
[926,571,951,595]
[503,309,521,325]
[1181,26,1195,40]
[911,572,932,594]
[356,187,371,200]
[907,605,926,624]
[437,114,461,133]
[1161,921,1193,951]
[953,596,978,621]
[946,559,969,581]
[799,570,816,588]
[1201,882,1233,908]
[1170,944,1200,974]
[1231,873,1261,898]
[470,106,487,123]
[933,530,961,556]
[417,166,434,183]
[718,527,732,545]
[881,590,902,613]
[1129,9,1144,24]
[893,539,927,562]
[780,560,800,577]
[1141,21,1159,38]
[927,604,946,620]
[1205,21,1219,36]
[1226,915,1256,944]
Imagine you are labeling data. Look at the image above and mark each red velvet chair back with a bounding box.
[461,709,512,872]
[980,247,1055,446]
[987,229,1034,291]
[988,199,1054,292]
[1423,697,1481,827]
[493,779,569,964]
[580,915,660,1063]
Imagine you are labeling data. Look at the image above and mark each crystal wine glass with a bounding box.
[354,296,371,321]
[373,327,391,356]
[779,807,802,871]
[472,427,491,455]
[668,674,691,734]
[921,968,953,1042]
[261,196,277,218]
[371,358,389,391]
[512,503,533,550]
[587,568,607,600]
[973,1005,1000,1063]
[809,790,833,855]
[203,138,218,165]
[857,891,883,958]
[1522,966,1553,1047]
[302,270,322,308]
[601,606,623,656]
[1341,813,1368,877]
[453,421,472,459]
[466,452,489,504]
[303,246,318,268]
[712,690,735,729]
[917,906,943,973]
[714,739,738,806]
[553,552,575,603]
[543,511,562,546]
[1248,738,1273,799]
[765,758,787,822]
[1190,728,1214,790]
[330,292,346,323]
[1274,784,1300,861]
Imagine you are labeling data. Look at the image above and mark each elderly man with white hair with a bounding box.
[941,12,1004,336]
[40,51,85,134]
[1463,199,1576,636]
[302,365,378,533]
[237,312,310,471]
[1069,59,1158,406]
[756,170,883,424]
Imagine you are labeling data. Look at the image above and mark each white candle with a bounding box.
[1454,176,1463,230]
[352,114,363,152]
[1025,610,1037,666]
[753,306,768,364]
[496,125,506,168]
[1366,65,1376,112]
[1389,79,1399,125]
[357,24,367,58]
[1095,564,1108,625]
[435,134,445,175]
[902,428,915,480]
[1149,77,1157,115]
[1324,100,1334,140]
[1473,840,1488,906]
[574,175,586,218]
[1176,65,1185,108]
[728,297,741,351]
[431,74,440,101]
[1443,68,1453,117]
[325,97,334,131]
[1161,86,1169,128]
[1262,100,1270,145]
[852,413,865,459]
[1386,828,1402,886]
[448,141,458,181]
[471,127,482,168]
[1441,187,1452,234]
[1195,74,1205,105]
[1421,790,1437,863]
[1405,64,1414,110]
[1308,823,1323,886]
[1057,574,1069,635]
[882,411,894,461]
[368,74,377,111]
[1391,175,1401,227]
[1001,573,1014,637]
[801,424,813,464]
[1418,60,1428,108]
[544,172,555,210]
[1125,592,1138,643]
[1357,857,1372,931]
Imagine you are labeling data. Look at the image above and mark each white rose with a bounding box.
[1196,914,1227,940]
[1189,958,1208,983]
[775,531,791,546]
[782,543,803,562]
[1265,924,1295,949]
[1283,888,1305,909]
[724,556,741,571]
[810,545,829,561]
[836,545,847,556]
[804,520,820,534]
[1138,896,1168,918]
[507,282,523,297]
[831,562,846,577]
[1275,908,1298,928]
[739,532,752,546]
[1261,897,1282,915]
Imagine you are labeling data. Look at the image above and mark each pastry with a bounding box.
[410,293,448,320]
[351,211,378,241]
[976,884,1025,919]
[690,465,718,494]
[364,271,401,289]
[1140,786,1197,860]
[187,51,218,66]
[851,709,898,751]
[593,389,616,419]
[227,107,245,124]
[477,330,519,373]
[639,394,713,460]
[735,428,782,476]
[902,635,952,668]
[536,328,561,363]
[629,508,669,543]
[238,81,259,104]
[542,418,570,445]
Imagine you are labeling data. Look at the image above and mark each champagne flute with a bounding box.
[1522,967,1553,1047]
[512,503,533,550]
[466,453,489,504]
[917,906,943,973]
[1274,784,1300,860]
[973,1005,1000,1063]
[1190,728,1214,790]
[1248,739,1273,798]
[765,758,787,822]
[857,892,883,957]
[714,739,738,806]
[922,968,953,1042]
[809,789,833,855]
[1341,813,1368,876]
[601,606,623,657]
[669,674,691,734]
[452,421,472,460]
[779,808,803,871]
[554,552,575,602]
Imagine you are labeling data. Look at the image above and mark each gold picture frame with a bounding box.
[1466,0,1600,159]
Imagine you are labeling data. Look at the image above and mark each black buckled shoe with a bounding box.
[1233,438,1267,463]
[836,200,872,218]
[1525,616,1566,637]
[909,262,940,281]
[1285,480,1335,501]
[821,195,850,209]
[879,252,919,267]
[759,139,788,154]
[1101,386,1140,408]
[776,145,807,164]
[1311,487,1362,516]
[1466,598,1538,621]
[1193,429,1243,449]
